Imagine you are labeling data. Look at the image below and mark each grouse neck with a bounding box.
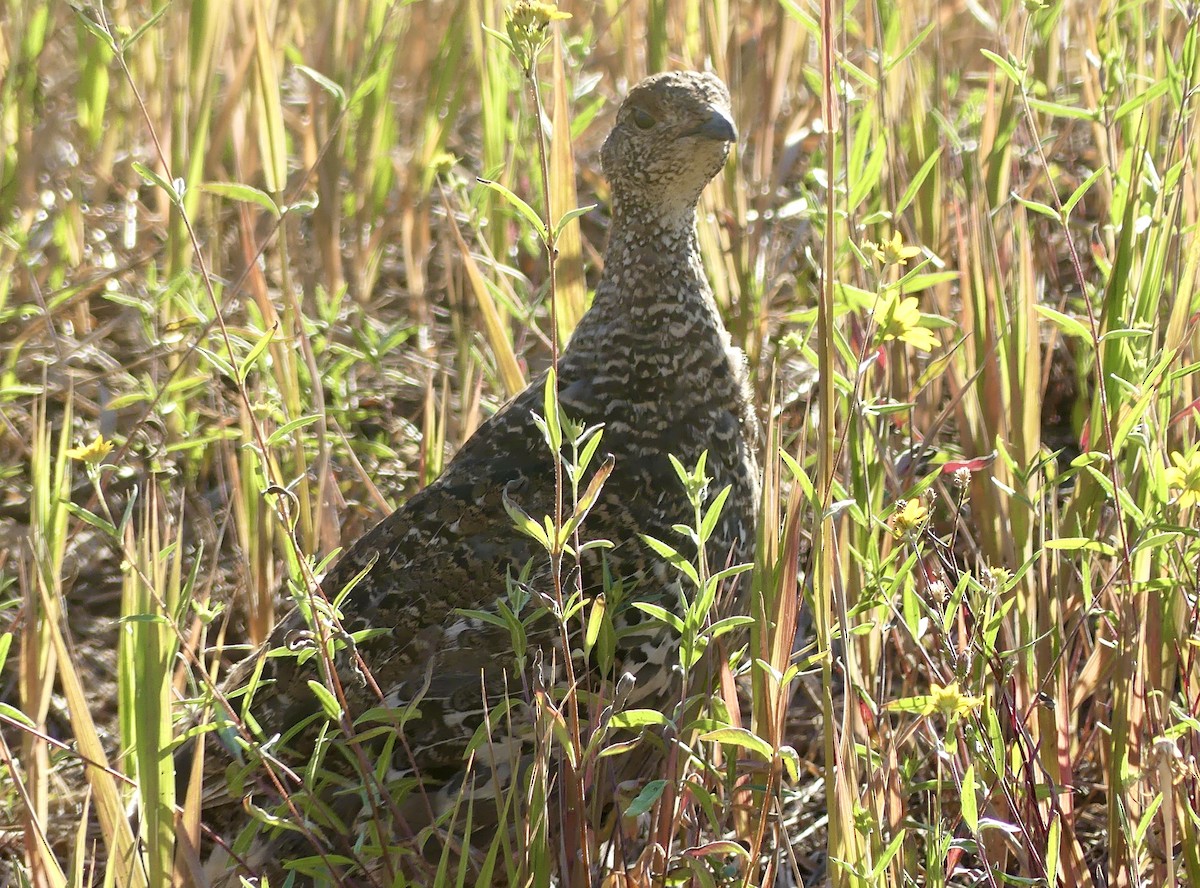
[605,202,701,260]
[598,204,715,308]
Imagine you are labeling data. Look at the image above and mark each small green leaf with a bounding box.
[1044,537,1118,556]
[1062,165,1106,219]
[609,709,671,729]
[477,177,548,241]
[868,828,907,878]
[295,64,346,106]
[1113,79,1171,122]
[542,368,561,453]
[624,779,668,817]
[705,615,755,639]
[584,594,606,656]
[553,203,597,240]
[699,484,731,543]
[699,727,775,760]
[0,702,36,729]
[200,182,281,218]
[894,146,942,215]
[63,502,119,540]
[348,71,383,108]
[639,534,700,587]
[778,744,800,782]
[961,764,978,831]
[72,8,118,53]
[121,4,173,51]
[502,486,550,549]
[1036,304,1091,340]
[630,602,684,635]
[132,161,180,202]
[238,323,278,384]
[306,680,343,722]
[980,48,1023,86]
[1012,193,1060,220]
[1046,814,1061,885]
[1026,97,1097,121]
[683,840,752,860]
[266,414,323,446]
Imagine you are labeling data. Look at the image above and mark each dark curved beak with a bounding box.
[688,106,737,142]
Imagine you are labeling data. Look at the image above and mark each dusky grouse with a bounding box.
[199,70,759,880]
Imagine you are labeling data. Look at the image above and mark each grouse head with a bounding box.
[600,71,736,224]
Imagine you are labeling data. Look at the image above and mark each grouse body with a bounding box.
[204,70,759,877]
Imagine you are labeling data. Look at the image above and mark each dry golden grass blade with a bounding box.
[251,0,288,195]
[35,580,146,888]
[120,486,180,888]
[19,394,68,888]
[549,29,586,341]
[442,190,527,398]
[173,726,207,888]
[0,727,65,888]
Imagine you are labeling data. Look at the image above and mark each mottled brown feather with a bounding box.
[198,70,760,880]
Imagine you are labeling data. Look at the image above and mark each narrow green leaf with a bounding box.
[699,484,732,543]
[1036,304,1091,339]
[0,702,36,729]
[1012,194,1060,220]
[553,203,597,240]
[132,161,179,202]
[200,182,281,218]
[565,454,614,536]
[121,3,173,51]
[1112,79,1171,122]
[238,323,277,383]
[624,779,668,816]
[477,177,548,241]
[961,764,978,831]
[306,680,343,722]
[608,709,670,729]
[502,487,550,549]
[266,414,323,446]
[639,534,700,587]
[1044,537,1118,556]
[584,594,606,655]
[630,602,684,635]
[72,8,118,53]
[1046,814,1061,886]
[63,502,119,540]
[868,828,907,878]
[542,368,561,453]
[699,726,775,760]
[980,49,1023,86]
[885,19,936,72]
[1062,165,1107,219]
[895,146,942,215]
[294,64,346,106]
[1026,97,1097,121]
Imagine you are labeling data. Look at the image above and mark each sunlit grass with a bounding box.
[1,0,1198,886]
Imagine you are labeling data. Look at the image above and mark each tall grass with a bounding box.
[1,0,1198,885]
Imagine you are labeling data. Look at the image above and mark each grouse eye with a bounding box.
[631,107,656,130]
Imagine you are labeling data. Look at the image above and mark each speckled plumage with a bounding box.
[204,71,759,876]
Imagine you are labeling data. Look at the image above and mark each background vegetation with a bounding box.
[1,0,1198,885]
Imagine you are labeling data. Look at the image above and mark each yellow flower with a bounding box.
[506,1,570,68]
[508,0,571,27]
[1165,449,1200,508]
[889,498,928,538]
[66,434,114,466]
[873,291,938,352]
[872,231,922,267]
[923,682,983,719]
